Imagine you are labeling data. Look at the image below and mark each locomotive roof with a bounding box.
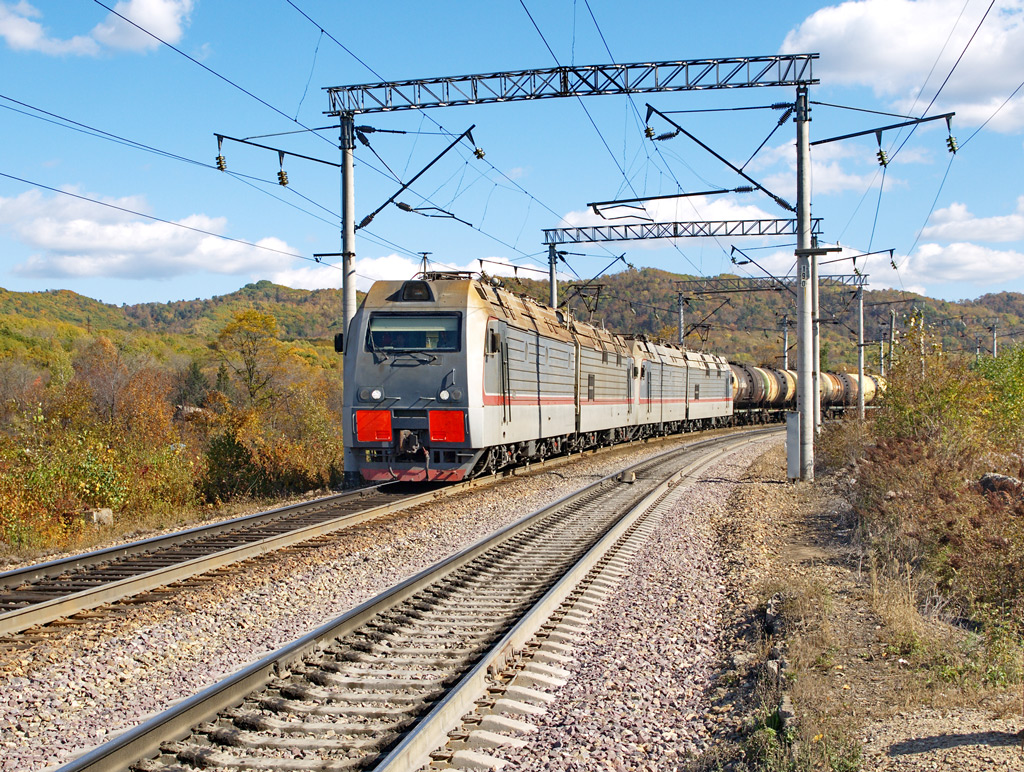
[361,275,727,365]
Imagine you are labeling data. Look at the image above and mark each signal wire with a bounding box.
[891,0,994,161]
[89,0,336,150]
[0,92,429,258]
[283,0,622,272]
[527,0,720,278]
[578,0,786,285]
[962,75,1024,148]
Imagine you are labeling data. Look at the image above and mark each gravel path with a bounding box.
[0,434,762,772]
[486,440,775,771]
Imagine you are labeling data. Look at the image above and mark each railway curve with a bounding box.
[55,427,777,772]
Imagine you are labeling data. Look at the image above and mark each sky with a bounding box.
[0,0,1021,308]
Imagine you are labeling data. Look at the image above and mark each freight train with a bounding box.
[338,272,883,483]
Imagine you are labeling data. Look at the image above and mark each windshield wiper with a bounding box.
[367,334,390,363]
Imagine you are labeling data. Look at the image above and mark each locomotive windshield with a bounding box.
[366,313,461,352]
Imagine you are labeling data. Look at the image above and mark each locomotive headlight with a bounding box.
[438,389,451,402]
[359,387,384,402]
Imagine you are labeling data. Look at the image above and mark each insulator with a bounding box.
[644,126,655,138]
[356,131,371,148]
[734,186,754,193]
[277,170,289,186]
[877,149,889,167]
[946,135,959,154]
[473,147,485,159]
[655,130,679,141]
[396,202,413,212]
[771,102,792,110]
[215,155,226,171]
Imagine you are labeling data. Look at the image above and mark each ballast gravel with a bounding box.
[0,435,776,771]
[486,443,773,771]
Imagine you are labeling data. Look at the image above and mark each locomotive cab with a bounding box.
[344,274,484,482]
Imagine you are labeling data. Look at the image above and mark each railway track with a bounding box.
[0,427,750,639]
[56,427,777,772]
[0,483,456,638]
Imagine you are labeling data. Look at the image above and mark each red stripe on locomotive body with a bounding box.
[481,393,577,406]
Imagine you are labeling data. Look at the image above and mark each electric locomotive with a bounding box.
[340,272,732,482]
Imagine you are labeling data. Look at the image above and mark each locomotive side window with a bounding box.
[366,313,461,352]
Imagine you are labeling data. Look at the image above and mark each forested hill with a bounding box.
[0,280,350,341]
[2,273,1022,370]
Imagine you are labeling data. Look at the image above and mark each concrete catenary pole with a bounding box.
[548,243,558,308]
[795,84,814,480]
[812,246,821,434]
[857,286,865,419]
[888,308,896,374]
[678,293,685,347]
[341,114,358,486]
[782,316,789,370]
[341,115,357,337]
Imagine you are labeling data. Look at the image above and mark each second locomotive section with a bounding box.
[344,273,732,482]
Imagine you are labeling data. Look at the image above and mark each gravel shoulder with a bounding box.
[707,446,1024,771]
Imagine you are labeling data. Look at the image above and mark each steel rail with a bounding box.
[0,486,390,590]
[374,431,772,772]
[0,426,750,638]
[55,426,779,772]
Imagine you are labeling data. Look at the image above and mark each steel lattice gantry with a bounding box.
[675,274,864,295]
[326,55,818,114]
[542,219,822,245]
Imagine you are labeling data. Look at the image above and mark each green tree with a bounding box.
[174,361,210,407]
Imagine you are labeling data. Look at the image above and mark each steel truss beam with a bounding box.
[676,274,865,295]
[327,55,818,115]
[542,218,821,245]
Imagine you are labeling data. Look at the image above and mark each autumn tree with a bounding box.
[73,336,131,422]
[215,310,288,407]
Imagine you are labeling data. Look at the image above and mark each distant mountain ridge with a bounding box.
[1,274,1022,369]
[0,280,349,341]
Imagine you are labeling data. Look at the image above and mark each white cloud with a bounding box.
[899,242,1024,285]
[91,0,193,52]
[0,188,296,279]
[752,240,1024,294]
[783,0,1024,131]
[0,0,191,56]
[0,2,99,55]
[922,196,1024,241]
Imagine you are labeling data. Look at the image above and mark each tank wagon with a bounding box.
[339,272,883,483]
[728,363,884,424]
